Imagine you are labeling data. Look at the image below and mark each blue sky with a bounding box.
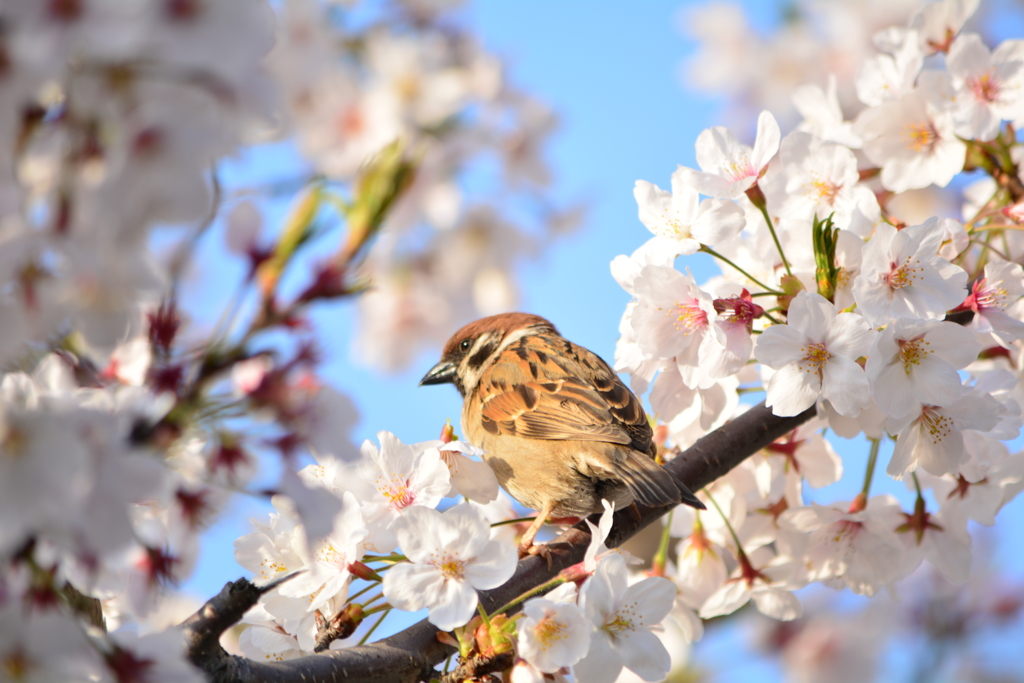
[180,1,1024,679]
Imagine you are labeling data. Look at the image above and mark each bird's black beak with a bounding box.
[419,360,457,386]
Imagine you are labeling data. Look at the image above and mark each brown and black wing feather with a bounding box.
[478,334,703,510]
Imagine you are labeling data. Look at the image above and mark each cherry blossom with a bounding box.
[886,391,1002,478]
[678,110,782,199]
[633,170,745,257]
[779,496,906,596]
[947,34,1024,140]
[755,291,875,418]
[852,219,968,328]
[699,547,803,621]
[574,554,678,683]
[517,597,591,673]
[959,260,1024,345]
[382,503,517,630]
[856,89,966,193]
[865,319,981,419]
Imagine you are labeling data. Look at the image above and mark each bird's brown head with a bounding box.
[419,312,558,396]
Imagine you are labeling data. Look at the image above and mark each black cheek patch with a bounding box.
[467,339,499,371]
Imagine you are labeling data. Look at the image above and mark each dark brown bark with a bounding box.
[181,401,815,683]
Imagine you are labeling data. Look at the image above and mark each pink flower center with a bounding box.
[968,71,1000,103]
[378,477,416,510]
[885,258,923,290]
[429,551,466,579]
[669,301,708,333]
[810,178,842,205]
[973,277,1009,313]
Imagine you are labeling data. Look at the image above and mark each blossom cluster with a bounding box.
[235,439,693,683]
[614,0,1024,637]
[269,0,570,371]
[0,0,561,680]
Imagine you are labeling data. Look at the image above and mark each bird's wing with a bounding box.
[477,334,654,454]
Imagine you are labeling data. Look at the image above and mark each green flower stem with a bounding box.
[357,607,391,646]
[700,245,782,295]
[758,204,793,278]
[490,575,569,618]
[861,438,880,499]
[651,509,674,576]
[704,488,750,564]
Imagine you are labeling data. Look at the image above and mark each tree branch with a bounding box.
[182,401,815,683]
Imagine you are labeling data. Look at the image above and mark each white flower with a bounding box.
[856,90,966,193]
[678,110,781,199]
[865,319,981,419]
[673,531,728,610]
[517,598,591,673]
[340,431,451,551]
[382,503,517,631]
[895,504,972,584]
[754,292,875,418]
[274,492,368,613]
[630,266,734,389]
[886,391,1002,478]
[779,496,906,596]
[574,554,676,683]
[437,440,500,504]
[633,170,745,257]
[909,0,980,55]
[852,219,968,328]
[962,260,1024,345]
[779,133,879,231]
[698,548,802,621]
[238,604,304,662]
[792,75,861,148]
[948,34,1024,140]
[855,35,923,107]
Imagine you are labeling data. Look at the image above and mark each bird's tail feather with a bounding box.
[618,451,706,510]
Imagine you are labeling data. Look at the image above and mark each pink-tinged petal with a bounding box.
[433,503,489,558]
[754,324,809,368]
[916,424,965,476]
[751,110,782,170]
[392,506,440,563]
[925,323,981,368]
[699,580,750,618]
[426,578,479,631]
[922,527,971,584]
[821,356,871,417]
[622,576,678,626]
[692,198,746,246]
[678,168,736,199]
[573,634,623,683]
[824,313,875,359]
[751,586,802,620]
[613,629,671,681]
[788,292,836,341]
[580,555,627,625]
[766,364,821,417]
[910,356,965,407]
[872,362,922,419]
[382,562,440,613]
[464,540,517,590]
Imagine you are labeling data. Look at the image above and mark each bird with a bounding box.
[420,312,705,558]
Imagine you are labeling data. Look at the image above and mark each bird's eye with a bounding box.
[460,339,472,351]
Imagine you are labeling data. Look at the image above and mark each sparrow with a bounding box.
[420,312,704,557]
